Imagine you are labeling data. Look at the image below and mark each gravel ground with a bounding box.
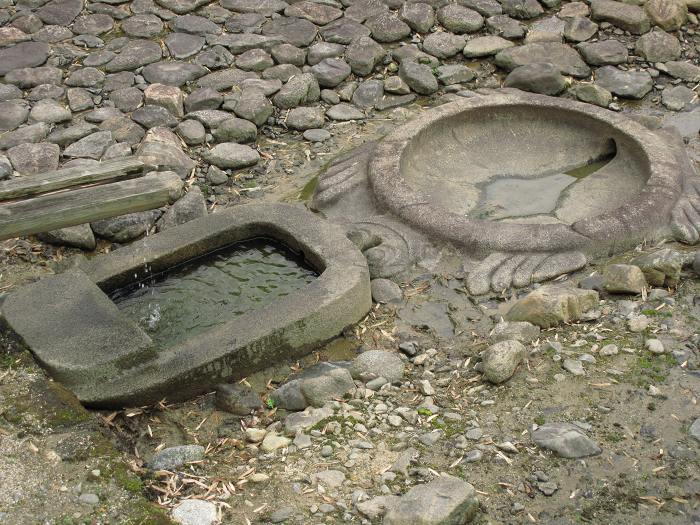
[1,0,700,523]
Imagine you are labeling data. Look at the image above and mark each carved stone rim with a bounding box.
[368,92,682,255]
[2,203,371,407]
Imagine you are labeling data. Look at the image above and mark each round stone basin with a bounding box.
[369,93,680,254]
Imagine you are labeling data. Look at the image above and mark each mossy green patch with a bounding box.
[625,352,676,388]
[108,462,144,494]
[641,309,672,318]
[0,347,33,370]
[3,377,91,429]
[121,499,174,525]
[603,430,625,443]
[430,418,465,438]
[0,353,19,369]
[298,175,318,202]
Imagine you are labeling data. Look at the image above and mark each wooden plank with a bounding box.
[0,172,183,241]
[0,158,152,201]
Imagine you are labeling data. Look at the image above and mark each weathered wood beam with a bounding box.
[0,158,153,201]
[0,171,183,241]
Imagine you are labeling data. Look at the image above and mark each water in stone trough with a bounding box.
[110,239,317,347]
[473,155,614,220]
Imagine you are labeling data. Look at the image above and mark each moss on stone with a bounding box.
[4,377,91,429]
[108,462,144,494]
[122,499,174,525]
[625,352,676,388]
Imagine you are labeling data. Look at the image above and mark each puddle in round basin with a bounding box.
[471,156,613,220]
[110,239,318,347]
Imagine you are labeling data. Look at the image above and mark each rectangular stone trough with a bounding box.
[0,203,371,408]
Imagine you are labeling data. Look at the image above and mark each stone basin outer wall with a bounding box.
[3,203,371,408]
[369,92,684,257]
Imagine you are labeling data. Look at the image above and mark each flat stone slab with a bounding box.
[2,270,153,389]
[2,204,371,407]
[0,42,50,76]
[531,422,602,458]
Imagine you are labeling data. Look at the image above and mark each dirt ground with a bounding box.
[1,93,700,525]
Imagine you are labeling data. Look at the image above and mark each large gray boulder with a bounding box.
[0,42,49,75]
[311,58,352,88]
[563,16,599,42]
[506,286,599,328]
[531,423,602,458]
[495,42,591,77]
[482,340,526,384]
[345,36,385,76]
[171,499,217,525]
[571,83,612,107]
[7,142,60,175]
[299,367,356,407]
[490,321,540,343]
[63,131,114,160]
[365,12,411,43]
[286,107,325,130]
[501,0,543,19]
[215,383,263,416]
[503,63,567,95]
[36,0,83,25]
[422,31,466,58]
[149,444,205,470]
[105,39,163,73]
[594,66,652,99]
[212,117,257,143]
[137,134,196,179]
[645,0,687,31]
[577,39,628,66]
[663,60,700,82]
[273,73,320,109]
[399,61,438,95]
[399,2,435,33]
[635,29,681,62]
[437,4,484,34]
[0,100,29,131]
[463,35,514,57]
[0,155,12,180]
[602,264,647,294]
[690,418,700,443]
[631,248,683,287]
[91,210,161,243]
[384,475,479,525]
[351,350,405,383]
[203,143,260,169]
[283,405,332,436]
[37,225,97,251]
[233,89,273,126]
[590,0,651,34]
[157,186,207,231]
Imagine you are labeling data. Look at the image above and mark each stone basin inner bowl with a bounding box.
[369,93,682,255]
